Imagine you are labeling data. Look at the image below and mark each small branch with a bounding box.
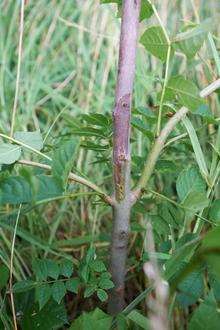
[10,0,25,137]
[164,132,187,148]
[133,107,188,200]
[18,159,113,205]
[36,70,76,107]
[208,34,220,77]
[133,78,220,202]
[58,16,116,40]
[199,78,220,98]
[1,133,112,204]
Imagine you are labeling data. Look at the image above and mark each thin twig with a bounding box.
[36,70,76,107]
[134,106,188,198]
[0,133,51,161]
[17,159,113,205]
[199,78,220,98]
[10,0,25,137]
[58,16,117,40]
[43,107,67,143]
[148,0,170,44]
[133,79,220,201]
[164,132,188,147]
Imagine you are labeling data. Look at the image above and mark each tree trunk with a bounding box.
[108,0,141,315]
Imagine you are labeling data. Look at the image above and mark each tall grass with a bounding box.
[0,0,220,326]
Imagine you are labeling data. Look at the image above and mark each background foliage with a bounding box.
[1,0,220,329]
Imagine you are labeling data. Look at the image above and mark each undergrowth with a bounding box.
[0,0,220,329]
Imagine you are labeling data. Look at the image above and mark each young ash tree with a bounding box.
[104,0,220,315]
[107,0,192,314]
[2,0,220,325]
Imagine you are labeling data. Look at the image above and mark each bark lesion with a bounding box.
[119,230,128,240]
[120,93,131,110]
[115,183,124,201]
[113,230,129,249]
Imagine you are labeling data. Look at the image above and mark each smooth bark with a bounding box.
[109,0,141,314]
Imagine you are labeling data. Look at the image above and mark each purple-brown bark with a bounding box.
[109,0,141,314]
[113,0,141,200]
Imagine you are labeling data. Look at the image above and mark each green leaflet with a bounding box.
[71,127,107,138]
[0,174,62,205]
[164,235,200,282]
[90,260,106,272]
[182,116,209,179]
[36,284,51,310]
[84,285,97,298]
[65,278,80,294]
[164,76,204,111]
[98,278,114,290]
[209,270,220,302]
[96,289,108,302]
[45,259,60,280]
[0,143,21,165]
[131,117,153,140]
[52,282,66,304]
[201,227,220,278]
[174,19,212,42]
[176,166,206,202]
[133,106,156,120]
[181,191,209,213]
[13,280,36,293]
[0,264,9,290]
[175,32,205,59]
[140,26,170,62]
[140,0,153,21]
[0,176,32,204]
[176,166,209,212]
[81,113,110,127]
[35,175,63,201]
[14,131,43,151]
[127,310,150,329]
[52,140,77,190]
[177,268,204,307]
[100,0,121,3]
[32,259,62,281]
[209,200,220,224]
[21,300,67,329]
[189,292,220,330]
[70,308,112,330]
[174,23,208,59]
[32,259,50,281]
[194,104,215,124]
[60,259,73,278]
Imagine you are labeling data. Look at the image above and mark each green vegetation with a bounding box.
[1,0,220,329]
